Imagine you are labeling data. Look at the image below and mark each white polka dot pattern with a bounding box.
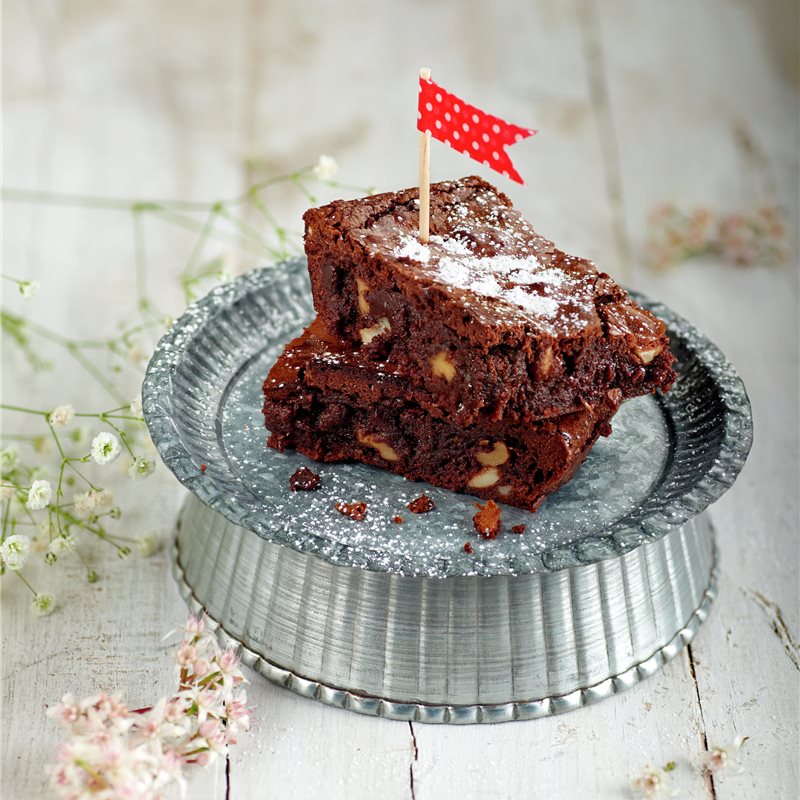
[417,76,536,184]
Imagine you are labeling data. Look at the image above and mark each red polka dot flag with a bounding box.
[417,75,537,185]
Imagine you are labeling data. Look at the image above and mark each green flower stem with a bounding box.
[215,206,274,254]
[0,434,41,443]
[151,207,266,258]
[182,208,219,279]
[100,416,135,458]
[72,547,97,582]
[2,186,212,212]
[14,570,38,596]
[2,499,10,539]
[9,315,127,403]
[71,320,164,349]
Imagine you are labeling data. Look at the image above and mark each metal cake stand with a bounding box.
[143,259,751,723]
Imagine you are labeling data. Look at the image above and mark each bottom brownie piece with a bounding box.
[263,322,621,512]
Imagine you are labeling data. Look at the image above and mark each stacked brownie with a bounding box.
[263,176,676,512]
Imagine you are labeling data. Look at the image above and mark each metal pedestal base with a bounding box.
[172,494,717,724]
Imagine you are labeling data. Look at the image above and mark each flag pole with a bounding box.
[418,67,431,243]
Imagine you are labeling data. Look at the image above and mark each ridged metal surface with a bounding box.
[143,259,752,578]
[173,495,717,722]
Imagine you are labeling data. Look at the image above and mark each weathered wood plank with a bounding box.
[595,1,799,797]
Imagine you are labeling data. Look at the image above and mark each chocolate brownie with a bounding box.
[304,176,676,425]
[262,321,621,512]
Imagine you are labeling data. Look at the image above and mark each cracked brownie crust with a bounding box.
[304,176,676,425]
[262,322,621,512]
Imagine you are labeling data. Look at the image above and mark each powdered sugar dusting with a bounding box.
[395,238,431,263]
[393,233,569,320]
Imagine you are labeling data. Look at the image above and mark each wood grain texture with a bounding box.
[2,0,797,798]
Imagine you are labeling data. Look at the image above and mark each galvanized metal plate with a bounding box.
[143,258,752,578]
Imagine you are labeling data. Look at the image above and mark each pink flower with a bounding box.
[198,718,227,753]
[225,692,251,734]
[175,642,197,669]
[216,649,240,675]
[47,694,81,726]
[184,614,206,637]
[47,614,251,799]
[191,658,213,679]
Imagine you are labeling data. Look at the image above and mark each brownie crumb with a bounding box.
[598,421,613,437]
[407,494,435,514]
[392,515,404,524]
[463,541,474,554]
[473,500,502,540]
[335,501,367,521]
[511,524,526,534]
[290,466,321,491]
[199,463,207,473]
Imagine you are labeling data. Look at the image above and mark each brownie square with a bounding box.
[303,176,675,425]
[262,321,621,512]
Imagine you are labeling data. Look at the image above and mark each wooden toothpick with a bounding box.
[418,67,431,243]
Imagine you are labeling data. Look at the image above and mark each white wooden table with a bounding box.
[2,1,798,797]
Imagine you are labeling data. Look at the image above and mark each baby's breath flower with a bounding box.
[128,456,155,480]
[0,446,20,476]
[135,533,160,557]
[48,534,76,557]
[33,592,57,616]
[48,404,75,429]
[130,397,143,417]
[27,479,52,510]
[91,432,121,465]
[93,488,114,511]
[1,534,31,570]
[312,154,338,180]
[18,280,40,299]
[74,487,114,516]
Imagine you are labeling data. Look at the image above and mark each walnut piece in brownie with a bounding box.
[334,501,367,521]
[289,466,321,491]
[304,176,676,425]
[407,495,435,513]
[473,500,502,540]
[263,322,621,512]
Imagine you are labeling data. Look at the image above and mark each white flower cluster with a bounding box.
[73,488,114,517]
[128,457,155,480]
[27,479,52,510]
[1,533,31,571]
[91,432,121,465]
[312,154,338,180]
[49,405,75,429]
[47,614,250,799]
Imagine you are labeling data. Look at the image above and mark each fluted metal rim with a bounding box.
[171,533,718,724]
[144,259,752,576]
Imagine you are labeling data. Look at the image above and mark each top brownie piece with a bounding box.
[304,175,676,424]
